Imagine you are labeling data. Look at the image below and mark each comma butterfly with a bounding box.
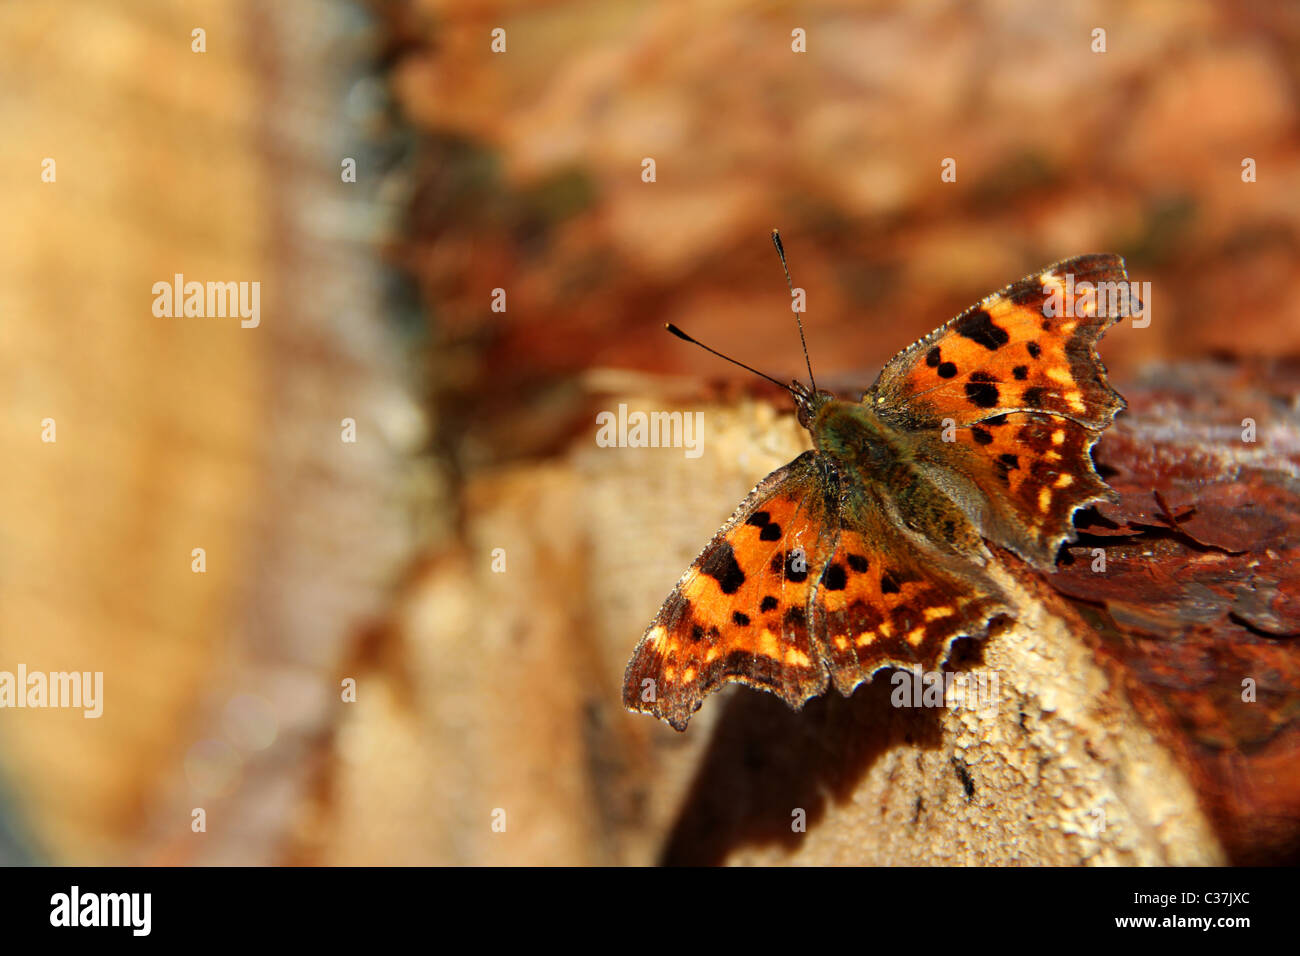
[623,234,1138,730]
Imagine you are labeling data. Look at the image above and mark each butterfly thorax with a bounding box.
[792,385,910,488]
[809,398,915,481]
[810,397,989,557]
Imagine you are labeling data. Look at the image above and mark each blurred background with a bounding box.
[1,0,1298,864]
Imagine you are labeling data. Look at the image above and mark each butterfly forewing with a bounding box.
[871,254,1132,430]
[622,452,837,731]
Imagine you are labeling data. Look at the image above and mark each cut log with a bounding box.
[322,358,1300,865]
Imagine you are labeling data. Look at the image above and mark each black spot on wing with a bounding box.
[760,595,778,612]
[759,523,782,542]
[846,553,869,573]
[937,362,958,379]
[964,382,1000,408]
[701,542,746,594]
[926,346,942,367]
[731,611,750,626]
[770,550,809,583]
[953,309,1009,350]
[823,563,847,591]
[994,452,1019,484]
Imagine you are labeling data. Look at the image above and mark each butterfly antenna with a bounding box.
[664,323,794,395]
[771,229,817,393]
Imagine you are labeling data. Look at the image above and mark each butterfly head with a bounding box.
[791,380,835,430]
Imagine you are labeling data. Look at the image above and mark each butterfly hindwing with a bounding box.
[936,411,1114,568]
[812,492,1009,696]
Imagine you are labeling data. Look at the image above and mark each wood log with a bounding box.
[316,359,1299,865]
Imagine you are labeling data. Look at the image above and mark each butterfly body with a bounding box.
[809,396,986,556]
[625,253,1138,730]
[811,398,912,485]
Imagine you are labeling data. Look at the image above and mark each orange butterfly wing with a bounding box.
[624,454,1012,729]
[933,411,1115,568]
[872,253,1131,429]
[870,254,1136,568]
[810,510,1009,698]
[622,452,836,731]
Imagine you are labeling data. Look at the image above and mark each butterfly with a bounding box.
[623,236,1139,730]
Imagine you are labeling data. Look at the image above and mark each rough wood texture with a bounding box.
[310,359,1299,865]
